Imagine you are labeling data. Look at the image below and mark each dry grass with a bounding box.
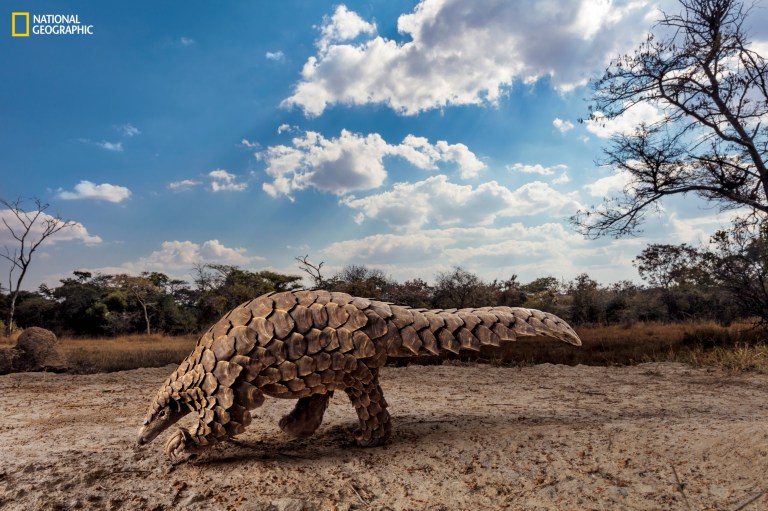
[446,321,768,373]
[51,335,196,373]
[1,322,767,373]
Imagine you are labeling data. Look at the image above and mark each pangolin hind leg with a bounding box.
[344,369,391,447]
[279,392,333,438]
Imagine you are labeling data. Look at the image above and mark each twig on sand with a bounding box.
[671,465,693,511]
[348,483,367,506]
[729,491,765,511]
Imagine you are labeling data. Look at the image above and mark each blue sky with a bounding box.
[2,0,768,290]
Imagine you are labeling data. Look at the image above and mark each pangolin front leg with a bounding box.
[279,393,333,438]
[345,369,391,447]
[166,390,263,459]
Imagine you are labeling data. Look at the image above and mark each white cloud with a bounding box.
[321,222,588,270]
[663,209,749,245]
[198,239,254,264]
[104,239,264,275]
[57,181,132,203]
[266,51,285,62]
[168,179,202,191]
[241,138,260,149]
[316,221,650,286]
[318,5,377,51]
[583,169,634,197]
[585,102,665,138]
[342,175,582,230]
[507,163,567,176]
[277,124,298,134]
[95,141,123,152]
[750,40,768,58]
[209,169,248,192]
[553,118,574,134]
[259,129,485,199]
[180,37,195,46]
[552,171,571,184]
[0,209,102,246]
[324,233,453,264]
[118,124,140,137]
[283,0,655,116]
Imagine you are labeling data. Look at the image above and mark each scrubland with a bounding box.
[2,321,765,373]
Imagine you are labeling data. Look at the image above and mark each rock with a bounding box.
[0,327,68,375]
[0,347,18,375]
[16,327,68,372]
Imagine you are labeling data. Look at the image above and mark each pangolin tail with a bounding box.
[369,303,581,358]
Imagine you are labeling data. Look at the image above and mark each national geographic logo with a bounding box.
[12,12,94,37]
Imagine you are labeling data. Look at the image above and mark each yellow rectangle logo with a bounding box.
[12,12,30,37]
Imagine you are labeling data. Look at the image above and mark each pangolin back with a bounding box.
[196,289,580,360]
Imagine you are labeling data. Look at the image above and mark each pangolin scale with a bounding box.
[137,290,581,458]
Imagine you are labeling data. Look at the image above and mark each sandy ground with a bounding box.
[0,362,766,511]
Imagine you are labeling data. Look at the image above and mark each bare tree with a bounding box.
[1,198,75,336]
[295,255,329,288]
[574,0,768,237]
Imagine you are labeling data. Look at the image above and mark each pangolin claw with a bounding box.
[165,429,193,460]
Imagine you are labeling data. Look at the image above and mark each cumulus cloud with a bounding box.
[114,239,264,274]
[324,232,452,264]
[0,209,102,246]
[507,163,567,176]
[241,138,260,149]
[321,222,587,268]
[209,169,248,192]
[342,175,581,230]
[266,51,285,62]
[283,0,656,116]
[553,118,574,134]
[585,102,665,138]
[318,5,377,51]
[316,221,648,286]
[663,209,749,245]
[259,130,485,199]
[277,124,298,134]
[583,169,634,197]
[552,171,571,185]
[57,181,132,203]
[168,179,202,191]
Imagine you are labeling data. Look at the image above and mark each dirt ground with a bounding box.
[0,362,766,511]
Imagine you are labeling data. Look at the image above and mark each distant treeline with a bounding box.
[2,231,767,337]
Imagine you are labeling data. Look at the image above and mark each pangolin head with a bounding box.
[137,377,188,446]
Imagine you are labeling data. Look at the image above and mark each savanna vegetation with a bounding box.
[2,0,767,372]
[2,234,768,373]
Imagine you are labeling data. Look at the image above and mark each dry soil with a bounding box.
[0,362,766,510]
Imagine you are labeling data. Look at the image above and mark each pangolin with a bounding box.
[137,290,581,459]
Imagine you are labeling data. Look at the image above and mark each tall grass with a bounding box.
[1,322,766,373]
[440,321,768,372]
[52,334,197,373]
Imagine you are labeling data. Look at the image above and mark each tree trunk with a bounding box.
[141,302,151,335]
[6,291,18,338]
